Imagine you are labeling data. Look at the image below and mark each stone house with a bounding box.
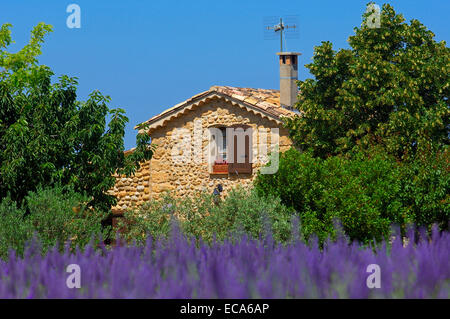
[110,52,301,213]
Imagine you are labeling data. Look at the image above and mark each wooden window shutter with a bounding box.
[227,124,252,174]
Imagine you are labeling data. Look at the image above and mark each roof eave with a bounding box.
[136,92,292,134]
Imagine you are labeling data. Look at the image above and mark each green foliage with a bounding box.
[398,147,449,230]
[0,197,32,258]
[0,23,153,211]
[210,187,293,242]
[285,3,449,159]
[26,186,109,252]
[118,187,294,244]
[254,147,449,245]
[117,193,176,243]
[0,187,109,259]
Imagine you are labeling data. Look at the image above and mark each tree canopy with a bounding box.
[0,23,153,211]
[285,3,449,159]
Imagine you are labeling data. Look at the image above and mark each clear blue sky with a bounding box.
[1,0,449,149]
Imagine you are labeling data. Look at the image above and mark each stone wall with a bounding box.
[110,96,292,213]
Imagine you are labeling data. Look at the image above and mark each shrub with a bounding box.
[206,187,293,243]
[254,147,449,245]
[0,197,33,258]
[116,193,176,244]
[26,186,109,252]
[118,187,294,244]
[0,187,109,259]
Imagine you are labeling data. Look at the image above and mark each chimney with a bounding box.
[277,52,301,109]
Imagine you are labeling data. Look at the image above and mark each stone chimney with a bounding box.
[277,52,301,109]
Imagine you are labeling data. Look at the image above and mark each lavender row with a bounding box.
[0,226,448,298]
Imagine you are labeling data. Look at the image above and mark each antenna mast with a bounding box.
[266,18,297,52]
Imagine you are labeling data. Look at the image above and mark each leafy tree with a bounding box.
[0,23,153,211]
[285,3,449,159]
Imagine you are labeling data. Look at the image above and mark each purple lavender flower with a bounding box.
[0,227,448,298]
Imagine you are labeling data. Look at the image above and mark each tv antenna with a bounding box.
[264,16,299,52]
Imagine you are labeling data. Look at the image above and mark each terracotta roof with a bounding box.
[136,85,297,133]
[210,86,295,118]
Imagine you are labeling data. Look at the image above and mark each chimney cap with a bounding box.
[276,52,302,56]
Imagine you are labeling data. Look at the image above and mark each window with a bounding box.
[210,127,228,174]
[210,125,253,175]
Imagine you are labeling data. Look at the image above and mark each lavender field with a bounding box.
[0,226,448,299]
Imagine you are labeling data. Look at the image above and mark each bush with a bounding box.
[116,193,176,243]
[254,147,449,245]
[202,187,293,243]
[0,187,109,259]
[26,187,109,252]
[0,198,33,258]
[118,187,294,244]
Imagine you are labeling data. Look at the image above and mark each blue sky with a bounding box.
[1,0,449,149]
